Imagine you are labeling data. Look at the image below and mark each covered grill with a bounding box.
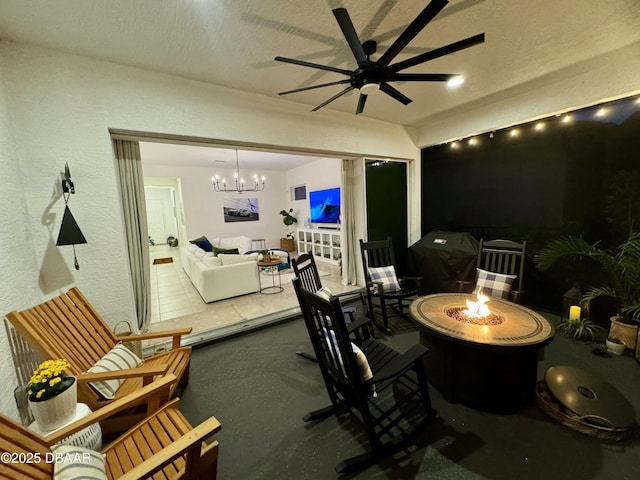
[409,231,479,293]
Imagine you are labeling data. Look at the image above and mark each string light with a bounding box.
[437,95,637,151]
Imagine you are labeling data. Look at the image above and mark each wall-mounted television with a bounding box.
[309,187,341,224]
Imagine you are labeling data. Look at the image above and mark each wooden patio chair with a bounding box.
[359,237,422,331]
[6,287,192,434]
[292,252,374,361]
[292,278,436,473]
[0,375,221,480]
[457,238,527,303]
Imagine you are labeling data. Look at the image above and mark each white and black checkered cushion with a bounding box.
[473,268,517,299]
[367,265,401,293]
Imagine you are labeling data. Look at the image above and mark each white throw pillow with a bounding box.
[315,286,333,301]
[52,445,107,480]
[473,268,517,299]
[367,265,401,293]
[86,343,142,399]
[193,248,207,260]
[218,253,257,265]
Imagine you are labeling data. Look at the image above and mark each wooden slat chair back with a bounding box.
[6,287,192,434]
[292,278,435,473]
[0,377,220,480]
[359,237,422,331]
[477,239,526,302]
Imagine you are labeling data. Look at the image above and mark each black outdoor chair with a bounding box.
[360,237,422,331]
[292,277,436,473]
[292,252,374,361]
[457,238,526,303]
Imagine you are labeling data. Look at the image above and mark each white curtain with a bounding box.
[112,139,150,332]
[341,159,359,285]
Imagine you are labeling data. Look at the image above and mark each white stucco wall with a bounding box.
[0,41,419,419]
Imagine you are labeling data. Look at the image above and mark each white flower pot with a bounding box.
[28,377,77,431]
[606,339,625,356]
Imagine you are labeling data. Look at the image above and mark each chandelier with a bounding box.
[212,149,265,193]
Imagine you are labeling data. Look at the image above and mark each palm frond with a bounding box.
[535,236,603,271]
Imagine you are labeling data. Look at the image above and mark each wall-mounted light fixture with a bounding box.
[56,163,87,270]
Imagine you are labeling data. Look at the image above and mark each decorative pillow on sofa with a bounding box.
[213,246,239,256]
[52,444,107,480]
[218,253,257,265]
[190,236,213,252]
[367,265,401,293]
[86,343,143,399]
[473,268,517,300]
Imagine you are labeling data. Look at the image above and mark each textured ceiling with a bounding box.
[1,0,639,131]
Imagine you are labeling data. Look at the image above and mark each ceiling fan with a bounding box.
[274,0,485,114]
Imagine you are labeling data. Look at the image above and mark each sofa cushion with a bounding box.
[194,248,207,260]
[216,236,252,252]
[219,253,258,265]
[213,246,239,256]
[52,445,107,479]
[202,255,223,267]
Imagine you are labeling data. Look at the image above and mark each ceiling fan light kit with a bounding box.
[274,0,484,114]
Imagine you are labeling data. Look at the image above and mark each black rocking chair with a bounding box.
[292,252,374,361]
[360,237,422,331]
[292,277,436,473]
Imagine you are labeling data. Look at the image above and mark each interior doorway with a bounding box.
[144,178,187,248]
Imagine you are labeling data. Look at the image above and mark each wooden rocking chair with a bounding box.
[6,287,192,434]
[0,375,221,480]
[292,278,436,473]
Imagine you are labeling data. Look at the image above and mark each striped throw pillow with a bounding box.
[52,445,106,480]
[87,343,142,399]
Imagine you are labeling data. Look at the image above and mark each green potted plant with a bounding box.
[279,208,298,252]
[536,233,640,347]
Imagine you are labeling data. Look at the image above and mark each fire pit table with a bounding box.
[409,293,555,412]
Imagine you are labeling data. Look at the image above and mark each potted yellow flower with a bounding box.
[28,358,77,431]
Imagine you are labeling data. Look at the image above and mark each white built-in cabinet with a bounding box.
[296,228,342,265]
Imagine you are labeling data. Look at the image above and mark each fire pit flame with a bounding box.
[462,292,490,318]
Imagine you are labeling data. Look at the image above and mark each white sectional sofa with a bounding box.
[180,236,259,302]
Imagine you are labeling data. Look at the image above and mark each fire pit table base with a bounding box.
[419,331,540,412]
[410,293,555,412]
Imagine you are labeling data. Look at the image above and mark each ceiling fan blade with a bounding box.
[389,33,485,73]
[378,0,448,67]
[355,94,368,114]
[379,82,412,105]
[387,73,455,82]
[311,85,356,111]
[278,79,352,96]
[274,56,352,76]
[332,8,368,65]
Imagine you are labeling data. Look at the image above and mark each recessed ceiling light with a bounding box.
[595,107,607,117]
[447,75,464,88]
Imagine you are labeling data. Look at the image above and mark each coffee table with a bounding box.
[258,257,283,294]
[409,293,555,411]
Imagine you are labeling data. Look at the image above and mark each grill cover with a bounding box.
[409,231,479,293]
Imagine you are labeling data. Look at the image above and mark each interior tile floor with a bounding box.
[147,244,361,346]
